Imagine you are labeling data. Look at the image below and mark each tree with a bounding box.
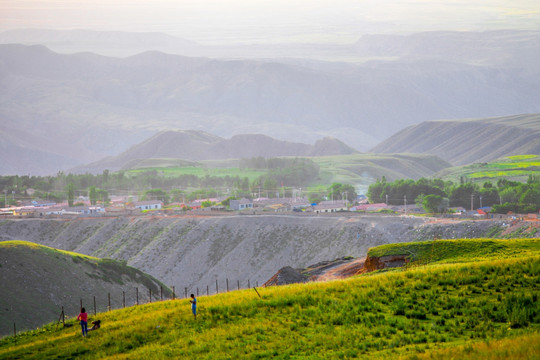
[142,189,169,204]
[96,189,110,205]
[520,188,540,206]
[201,200,214,208]
[499,187,520,204]
[221,197,236,207]
[422,194,443,213]
[327,183,357,203]
[66,183,74,207]
[367,178,386,203]
[449,183,477,208]
[170,189,187,203]
[89,186,97,205]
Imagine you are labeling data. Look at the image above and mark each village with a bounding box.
[0,192,508,219]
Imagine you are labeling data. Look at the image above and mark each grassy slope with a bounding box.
[434,154,540,183]
[313,153,450,184]
[0,241,172,337]
[368,238,540,264]
[1,239,538,359]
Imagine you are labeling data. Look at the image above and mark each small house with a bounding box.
[230,198,253,211]
[133,200,163,211]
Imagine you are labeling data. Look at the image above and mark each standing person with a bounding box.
[77,307,88,337]
[190,294,197,319]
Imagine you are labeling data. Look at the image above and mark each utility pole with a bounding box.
[404,195,407,214]
[470,194,474,211]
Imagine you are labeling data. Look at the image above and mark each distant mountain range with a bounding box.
[1,29,540,175]
[75,130,358,173]
[370,114,540,165]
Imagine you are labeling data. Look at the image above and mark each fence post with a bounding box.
[123,291,125,308]
[80,299,83,311]
[94,296,97,316]
[226,278,229,292]
[216,279,219,294]
[197,287,199,297]
[149,288,152,303]
[184,287,187,299]
[62,306,65,326]
[237,280,240,290]
[160,286,163,301]
[13,322,16,337]
[248,279,250,288]
[136,287,139,306]
[206,285,209,296]
[108,293,111,311]
[172,286,175,300]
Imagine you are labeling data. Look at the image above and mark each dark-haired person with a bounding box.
[190,294,197,319]
[77,307,88,337]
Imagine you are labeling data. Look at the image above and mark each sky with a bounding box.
[1,0,539,44]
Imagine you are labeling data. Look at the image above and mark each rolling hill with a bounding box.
[0,238,538,359]
[74,130,358,173]
[0,241,172,337]
[313,153,451,187]
[370,114,540,165]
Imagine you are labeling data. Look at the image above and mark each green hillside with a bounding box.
[1,239,538,359]
[434,154,540,183]
[368,238,540,265]
[314,153,450,183]
[0,241,172,337]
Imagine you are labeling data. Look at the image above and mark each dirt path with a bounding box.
[311,258,366,281]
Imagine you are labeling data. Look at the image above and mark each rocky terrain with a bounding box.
[0,214,527,292]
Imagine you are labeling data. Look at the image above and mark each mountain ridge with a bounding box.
[370,114,540,165]
[1,36,540,175]
[73,130,359,173]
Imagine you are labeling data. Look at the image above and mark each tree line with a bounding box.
[0,158,322,207]
[367,176,540,214]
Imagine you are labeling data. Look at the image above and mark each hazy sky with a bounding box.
[1,0,539,44]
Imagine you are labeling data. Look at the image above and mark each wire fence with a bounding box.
[8,278,261,338]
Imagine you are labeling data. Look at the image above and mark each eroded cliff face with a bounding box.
[364,255,409,272]
[0,214,504,290]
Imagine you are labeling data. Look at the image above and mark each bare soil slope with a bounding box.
[0,215,513,292]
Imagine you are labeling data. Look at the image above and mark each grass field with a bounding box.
[435,155,540,183]
[367,238,540,265]
[1,239,539,359]
[126,165,266,182]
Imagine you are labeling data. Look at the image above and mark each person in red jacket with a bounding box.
[77,308,88,337]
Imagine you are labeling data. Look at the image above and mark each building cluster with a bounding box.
[2,194,500,218]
